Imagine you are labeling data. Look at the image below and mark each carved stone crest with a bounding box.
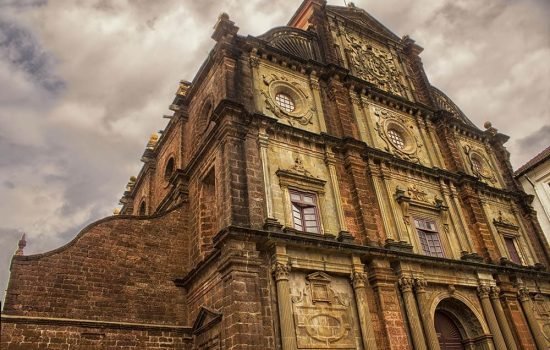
[291,272,355,349]
[343,30,409,98]
[374,107,422,163]
[463,145,497,184]
[261,73,314,126]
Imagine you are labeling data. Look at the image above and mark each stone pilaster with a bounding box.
[489,287,518,350]
[478,285,508,350]
[273,261,297,350]
[399,276,427,350]
[325,147,349,236]
[518,287,547,350]
[414,279,440,350]
[351,269,378,350]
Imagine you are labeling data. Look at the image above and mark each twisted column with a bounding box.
[351,271,378,350]
[414,279,440,350]
[489,287,518,350]
[478,285,508,350]
[518,287,547,350]
[399,276,427,350]
[273,262,297,350]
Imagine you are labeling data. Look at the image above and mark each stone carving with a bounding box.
[413,278,427,293]
[477,284,491,298]
[399,276,414,293]
[489,286,501,299]
[342,29,409,98]
[463,145,497,184]
[517,287,530,302]
[291,272,355,349]
[374,107,422,163]
[291,157,315,178]
[493,210,517,228]
[408,185,428,203]
[273,262,291,281]
[261,73,314,126]
[351,271,368,289]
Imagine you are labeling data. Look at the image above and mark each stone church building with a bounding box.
[2,1,550,349]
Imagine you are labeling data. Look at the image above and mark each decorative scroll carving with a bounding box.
[414,278,427,293]
[261,73,314,126]
[431,86,476,127]
[351,271,368,289]
[291,272,355,349]
[463,145,497,184]
[342,29,409,98]
[273,262,291,281]
[374,107,422,163]
[399,276,414,293]
[493,210,519,230]
[258,27,320,61]
[489,286,501,299]
[477,284,491,298]
[408,185,428,203]
[518,287,531,302]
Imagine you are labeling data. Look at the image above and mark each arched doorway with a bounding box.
[435,310,465,350]
[434,297,491,350]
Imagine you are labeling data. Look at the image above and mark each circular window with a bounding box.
[471,157,483,174]
[275,93,295,113]
[164,157,175,181]
[387,129,406,149]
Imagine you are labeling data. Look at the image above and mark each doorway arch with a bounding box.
[434,297,491,350]
[435,310,465,350]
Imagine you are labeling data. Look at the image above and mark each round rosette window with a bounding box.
[384,121,416,155]
[268,81,313,125]
[469,153,492,179]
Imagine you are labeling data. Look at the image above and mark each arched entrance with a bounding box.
[435,310,465,350]
[434,297,491,350]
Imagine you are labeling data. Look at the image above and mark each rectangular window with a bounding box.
[290,190,320,234]
[504,237,521,264]
[414,218,444,257]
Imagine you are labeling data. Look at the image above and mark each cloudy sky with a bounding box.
[0,0,548,301]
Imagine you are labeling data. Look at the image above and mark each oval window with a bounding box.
[387,129,406,149]
[275,93,295,113]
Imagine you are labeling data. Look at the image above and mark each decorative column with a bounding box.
[325,147,349,238]
[273,262,297,350]
[489,287,518,350]
[258,127,276,224]
[399,276,427,350]
[478,285,508,350]
[351,270,378,350]
[518,287,547,350]
[414,279,440,350]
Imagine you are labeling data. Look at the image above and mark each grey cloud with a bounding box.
[516,125,550,162]
[3,180,15,188]
[0,16,64,93]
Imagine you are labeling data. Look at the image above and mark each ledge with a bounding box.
[0,314,192,334]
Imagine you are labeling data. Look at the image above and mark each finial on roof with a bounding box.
[113,208,121,215]
[484,121,498,136]
[15,233,26,256]
[146,133,159,150]
[212,12,239,42]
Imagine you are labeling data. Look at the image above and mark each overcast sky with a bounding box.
[1,0,549,302]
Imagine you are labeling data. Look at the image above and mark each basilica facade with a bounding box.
[2,1,550,349]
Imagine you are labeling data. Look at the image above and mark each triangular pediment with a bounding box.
[306,271,332,283]
[327,5,401,42]
[192,306,223,335]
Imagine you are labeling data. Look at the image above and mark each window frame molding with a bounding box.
[492,217,525,265]
[276,164,328,236]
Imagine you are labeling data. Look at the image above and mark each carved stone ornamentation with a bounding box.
[477,284,491,299]
[374,107,422,163]
[463,144,497,184]
[291,272,355,349]
[261,73,315,126]
[272,262,291,281]
[408,185,428,203]
[489,286,501,299]
[518,287,531,302]
[342,29,409,98]
[414,278,427,293]
[351,271,368,289]
[399,276,414,293]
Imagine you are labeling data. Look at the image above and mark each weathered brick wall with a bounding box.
[1,320,192,350]
[3,205,189,325]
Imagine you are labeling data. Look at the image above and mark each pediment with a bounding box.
[192,306,223,335]
[327,5,400,42]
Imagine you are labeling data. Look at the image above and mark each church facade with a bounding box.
[2,1,550,349]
